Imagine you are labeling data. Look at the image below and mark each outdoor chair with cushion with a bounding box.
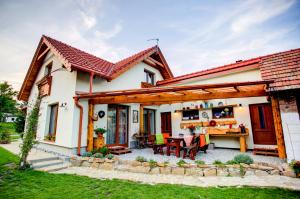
[198,134,209,153]
[146,135,155,147]
[153,133,166,155]
[183,135,199,160]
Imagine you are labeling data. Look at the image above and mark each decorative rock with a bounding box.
[149,167,160,174]
[185,168,203,176]
[282,170,296,178]
[142,162,150,167]
[81,157,89,161]
[130,166,150,173]
[157,162,166,167]
[91,162,99,169]
[94,158,105,163]
[282,163,290,171]
[257,165,274,171]
[105,159,114,163]
[99,162,113,170]
[255,170,269,176]
[203,168,217,177]
[88,158,94,163]
[250,164,258,169]
[115,164,130,172]
[172,167,185,175]
[70,159,83,167]
[217,168,229,177]
[119,159,130,165]
[240,163,250,168]
[81,161,91,167]
[197,164,210,168]
[270,169,280,175]
[244,170,255,176]
[131,160,142,167]
[226,164,240,168]
[228,168,240,177]
[160,167,172,174]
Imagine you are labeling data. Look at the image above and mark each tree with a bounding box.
[0,82,18,121]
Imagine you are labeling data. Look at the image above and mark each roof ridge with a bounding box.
[114,45,157,64]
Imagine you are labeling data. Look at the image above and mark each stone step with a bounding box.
[108,146,126,151]
[36,165,68,172]
[253,148,278,157]
[29,156,59,164]
[32,159,64,169]
[110,149,132,155]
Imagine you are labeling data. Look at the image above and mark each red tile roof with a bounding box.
[158,48,300,91]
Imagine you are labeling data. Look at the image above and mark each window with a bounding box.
[144,70,155,85]
[44,62,52,76]
[47,104,58,141]
[143,109,156,135]
[182,110,199,121]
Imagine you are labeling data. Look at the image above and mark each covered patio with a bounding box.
[74,80,286,160]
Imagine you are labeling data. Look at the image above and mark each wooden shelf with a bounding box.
[175,104,238,112]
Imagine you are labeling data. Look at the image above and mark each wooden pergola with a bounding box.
[74,80,286,159]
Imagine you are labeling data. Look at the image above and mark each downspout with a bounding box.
[74,97,83,155]
[89,72,94,94]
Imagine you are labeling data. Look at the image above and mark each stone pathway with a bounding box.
[119,148,283,165]
[55,167,300,190]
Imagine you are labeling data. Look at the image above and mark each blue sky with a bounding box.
[0,0,299,90]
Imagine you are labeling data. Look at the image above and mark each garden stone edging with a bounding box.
[70,156,297,178]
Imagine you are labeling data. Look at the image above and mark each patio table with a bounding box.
[166,137,185,157]
[135,135,148,149]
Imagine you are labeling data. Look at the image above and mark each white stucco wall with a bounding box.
[26,51,77,153]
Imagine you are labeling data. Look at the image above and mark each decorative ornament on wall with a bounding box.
[98,110,105,118]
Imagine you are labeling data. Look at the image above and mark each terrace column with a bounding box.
[140,105,144,135]
[87,101,94,152]
[271,96,287,159]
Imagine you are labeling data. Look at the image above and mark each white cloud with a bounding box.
[231,0,295,33]
[80,11,97,29]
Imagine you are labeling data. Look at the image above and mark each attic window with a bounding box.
[44,62,52,76]
[144,69,155,85]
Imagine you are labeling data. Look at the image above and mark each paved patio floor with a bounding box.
[118,148,283,165]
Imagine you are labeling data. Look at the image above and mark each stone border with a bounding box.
[70,157,297,178]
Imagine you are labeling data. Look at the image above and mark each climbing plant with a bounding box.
[19,98,40,169]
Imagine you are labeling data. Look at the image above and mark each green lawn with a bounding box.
[0,147,299,199]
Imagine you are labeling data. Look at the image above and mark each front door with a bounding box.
[161,112,172,136]
[107,105,128,146]
[143,109,156,135]
[249,103,277,145]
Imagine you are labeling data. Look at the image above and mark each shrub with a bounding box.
[0,131,11,144]
[136,156,147,162]
[82,152,92,157]
[93,153,103,158]
[99,146,109,156]
[233,154,253,164]
[213,160,223,165]
[195,160,205,165]
[177,159,187,167]
[226,160,238,165]
[289,160,300,174]
[148,159,157,169]
[106,154,114,160]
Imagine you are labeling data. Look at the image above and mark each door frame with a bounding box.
[107,104,129,147]
[249,103,277,145]
[143,108,156,135]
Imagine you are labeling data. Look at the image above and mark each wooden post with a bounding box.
[239,136,246,152]
[87,102,94,152]
[271,96,287,159]
[140,105,144,135]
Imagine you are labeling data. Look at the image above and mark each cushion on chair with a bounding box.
[155,134,165,145]
[162,133,170,144]
[184,135,194,147]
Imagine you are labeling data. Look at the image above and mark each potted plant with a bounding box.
[94,127,107,138]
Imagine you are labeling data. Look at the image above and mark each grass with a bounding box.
[0,147,299,199]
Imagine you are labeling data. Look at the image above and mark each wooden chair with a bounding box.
[153,134,166,155]
[183,136,199,160]
[146,135,155,147]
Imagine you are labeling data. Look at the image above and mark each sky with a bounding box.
[0,0,299,90]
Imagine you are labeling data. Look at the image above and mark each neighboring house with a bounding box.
[2,113,17,123]
[18,35,300,162]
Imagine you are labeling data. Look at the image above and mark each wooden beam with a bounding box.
[87,102,94,152]
[143,59,157,68]
[271,96,287,159]
[147,57,164,68]
[140,105,144,135]
[37,47,50,60]
[234,86,240,92]
[91,90,267,104]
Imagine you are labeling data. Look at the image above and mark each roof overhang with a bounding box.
[75,80,272,105]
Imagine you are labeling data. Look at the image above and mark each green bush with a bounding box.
[289,160,300,174]
[195,160,205,165]
[0,131,11,144]
[106,154,114,160]
[233,154,253,164]
[148,159,157,168]
[213,160,223,165]
[93,153,104,158]
[177,159,187,167]
[136,156,147,162]
[99,146,109,156]
[226,160,238,165]
[82,152,92,157]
